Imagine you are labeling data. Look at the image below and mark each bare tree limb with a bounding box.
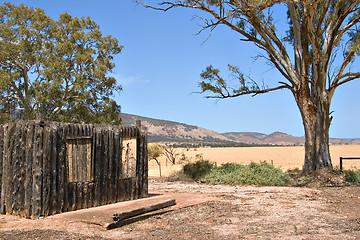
[331,72,360,89]
[203,84,289,99]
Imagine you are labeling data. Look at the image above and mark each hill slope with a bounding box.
[120,113,360,146]
[222,132,304,145]
[120,113,233,144]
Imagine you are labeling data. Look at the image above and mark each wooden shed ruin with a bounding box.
[0,121,148,219]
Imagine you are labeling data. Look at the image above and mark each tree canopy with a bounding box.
[0,3,123,124]
[142,0,360,174]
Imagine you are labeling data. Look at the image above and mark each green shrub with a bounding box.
[205,161,290,186]
[183,160,215,180]
[344,170,360,183]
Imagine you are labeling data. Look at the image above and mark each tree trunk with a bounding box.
[151,158,162,177]
[297,90,333,175]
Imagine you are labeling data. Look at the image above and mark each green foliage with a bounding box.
[182,160,290,185]
[147,143,163,160]
[205,162,290,186]
[183,159,216,180]
[344,170,360,183]
[199,64,261,98]
[0,3,123,124]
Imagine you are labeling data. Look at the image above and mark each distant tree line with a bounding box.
[148,140,297,148]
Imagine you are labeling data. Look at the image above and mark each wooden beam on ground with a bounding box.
[112,198,176,222]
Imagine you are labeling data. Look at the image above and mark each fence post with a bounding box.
[340,157,343,171]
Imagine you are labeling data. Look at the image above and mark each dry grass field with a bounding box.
[149,145,360,177]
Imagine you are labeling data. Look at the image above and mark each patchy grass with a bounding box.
[183,160,216,180]
[205,162,290,186]
[344,170,360,183]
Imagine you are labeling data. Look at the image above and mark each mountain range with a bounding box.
[120,113,360,146]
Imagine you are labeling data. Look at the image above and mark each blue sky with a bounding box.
[6,0,360,138]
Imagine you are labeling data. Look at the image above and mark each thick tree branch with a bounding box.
[331,49,359,90]
[202,84,289,99]
[323,1,360,73]
[334,2,360,41]
[288,3,302,75]
[331,72,360,89]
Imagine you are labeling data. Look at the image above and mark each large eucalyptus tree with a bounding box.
[142,0,360,174]
[0,3,123,124]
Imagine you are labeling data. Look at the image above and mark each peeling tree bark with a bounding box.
[297,91,332,174]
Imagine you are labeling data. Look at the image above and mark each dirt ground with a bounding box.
[0,178,359,240]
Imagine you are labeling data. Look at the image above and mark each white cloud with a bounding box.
[111,73,147,86]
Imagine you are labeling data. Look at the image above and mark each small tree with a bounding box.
[148,143,163,177]
[160,143,180,165]
[0,3,123,124]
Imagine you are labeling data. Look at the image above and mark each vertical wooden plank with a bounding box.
[89,125,95,208]
[93,127,102,206]
[122,178,127,201]
[108,129,115,203]
[12,123,21,216]
[118,179,124,202]
[67,139,74,182]
[24,122,35,218]
[138,133,147,198]
[57,123,66,213]
[77,124,83,182]
[5,123,16,215]
[68,124,76,211]
[18,123,28,217]
[86,138,92,182]
[88,182,94,208]
[83,124,88,136]
[11,123,18,216]
[114,130,120,202]
[118,134,124,202]
[142,133,148,198]
[117,179,124,202]
[107,126,111,203]
[58,123,67,212]
[125,178,130,201]
[83,182,89,209]
[41,123,51,217]
[72,124,78,182]
[80,138,87,183]
[101,127,109,205]
[134,133,141,199]
[72,181,77,211]
[68,182,76,211]
[0,124,9,214]
[31,123,43,219]
[50,126,59,215]
[73,123,79,136]
[76,182,82,210]
[113,127,119,202]
[129,178,135,201]
[137,133,143,199]
[131,178,137,200]
[0,125,4,207]
[119,133,124,182]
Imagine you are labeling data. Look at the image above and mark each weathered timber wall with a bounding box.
[0,121,148,219]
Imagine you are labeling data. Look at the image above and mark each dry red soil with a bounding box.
[0,179,359,239]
